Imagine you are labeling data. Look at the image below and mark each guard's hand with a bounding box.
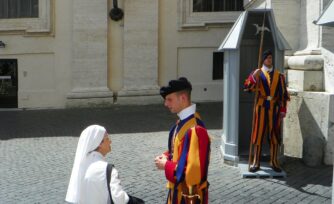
[155,154,167,160]
[154,156,167,170]
[280,112,286,118]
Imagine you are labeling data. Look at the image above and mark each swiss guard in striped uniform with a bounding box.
[155,77,211,204]
[244,49,290,173]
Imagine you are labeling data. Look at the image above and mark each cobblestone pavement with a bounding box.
[0,103,332,203]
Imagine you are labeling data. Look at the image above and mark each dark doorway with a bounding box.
[0,59,18,108]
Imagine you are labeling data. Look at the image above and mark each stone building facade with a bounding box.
[0,0,245,108]
[0,0,333,168]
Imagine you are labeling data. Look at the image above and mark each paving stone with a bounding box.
[0,103,332,203]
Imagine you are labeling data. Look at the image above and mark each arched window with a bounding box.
[0,0,38,19]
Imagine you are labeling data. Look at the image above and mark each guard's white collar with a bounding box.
[262,64,273,73]
[177,104,196,120]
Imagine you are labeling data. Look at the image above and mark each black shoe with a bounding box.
[271,166,282,172]
[249,166,260,172]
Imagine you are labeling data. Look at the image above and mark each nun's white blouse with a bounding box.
[80,151,130,204]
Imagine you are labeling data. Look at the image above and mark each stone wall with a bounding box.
[158,0,233,102]
[0,0,72,108]
[283,91,334,165]
[322,27,334,92]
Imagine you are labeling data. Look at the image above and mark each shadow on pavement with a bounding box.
[0,102,223,140]
[280,156,333,196]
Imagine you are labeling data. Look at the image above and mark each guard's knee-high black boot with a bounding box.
[270,142,282,172]
[250,144,261,172]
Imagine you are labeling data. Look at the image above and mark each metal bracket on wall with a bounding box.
[0,41,6,48]
[109,0,124,21]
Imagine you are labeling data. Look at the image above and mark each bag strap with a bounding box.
[106,163,115,204]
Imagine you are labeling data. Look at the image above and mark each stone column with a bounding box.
[285,48,334,167]
[285,53,327,167]
[67,0,112,107]
[117,0,160,104]
[284,0,334,167]
[285,0,324,92]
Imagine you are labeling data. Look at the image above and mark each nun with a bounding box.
[65,125,143,204]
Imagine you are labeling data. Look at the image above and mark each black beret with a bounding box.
[262,49,272,62]
[160,77,192,99]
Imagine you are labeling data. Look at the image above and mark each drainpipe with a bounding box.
[107,0,124,103]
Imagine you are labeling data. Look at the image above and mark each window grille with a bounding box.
[0,0,38,19]
[193,0,244,12]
